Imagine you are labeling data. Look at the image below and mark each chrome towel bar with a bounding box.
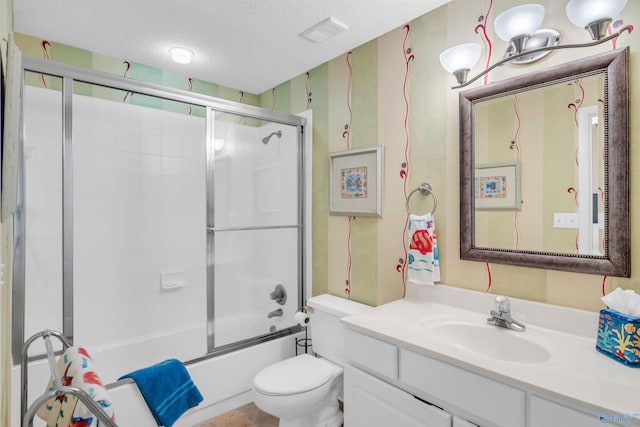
[21,329,118,427]
[406,183,437,216]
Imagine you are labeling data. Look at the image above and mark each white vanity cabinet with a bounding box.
[400,348,523,427]
[344,329,453,426]
[344,328,626,427]
[345,329,471,427]
[528,395,623,427]
[344,364,452,427]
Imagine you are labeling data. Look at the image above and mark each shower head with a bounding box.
[261,130,282,144]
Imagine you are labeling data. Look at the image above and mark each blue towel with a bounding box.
[118,359,203,427]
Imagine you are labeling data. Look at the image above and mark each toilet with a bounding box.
[253,294,371,427]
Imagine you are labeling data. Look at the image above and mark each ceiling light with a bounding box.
[440,0,630,89]
[300,17,348,43]
[169,47,194,64]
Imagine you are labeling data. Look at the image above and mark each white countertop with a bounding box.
[342,284,640,422]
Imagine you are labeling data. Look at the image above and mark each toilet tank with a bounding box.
[306,294,371,366]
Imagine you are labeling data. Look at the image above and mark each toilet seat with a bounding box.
[254,354,339,396]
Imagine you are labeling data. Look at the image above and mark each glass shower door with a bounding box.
[71,83,208,381]
[210,113,302,348]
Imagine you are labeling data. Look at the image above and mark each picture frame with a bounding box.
[474,161,521,210]
[329,146,383,217]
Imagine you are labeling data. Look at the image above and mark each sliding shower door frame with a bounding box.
[13,55,306,364]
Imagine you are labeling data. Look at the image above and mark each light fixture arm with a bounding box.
[451,28,629,89]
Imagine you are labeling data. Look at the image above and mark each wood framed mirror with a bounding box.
[460,47,630,276]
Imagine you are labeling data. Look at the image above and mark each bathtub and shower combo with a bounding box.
[10,55,311,425]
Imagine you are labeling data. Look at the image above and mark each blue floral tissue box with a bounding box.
[596,309,640,367]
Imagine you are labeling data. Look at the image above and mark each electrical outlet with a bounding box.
[553,213,578,229]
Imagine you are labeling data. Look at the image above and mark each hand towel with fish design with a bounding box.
[407,213,440,285]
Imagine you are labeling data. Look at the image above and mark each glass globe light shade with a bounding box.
[566,0,628,28]
[439,43,482,74]
[494,4,545,42]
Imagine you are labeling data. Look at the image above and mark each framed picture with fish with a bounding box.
[329,146,383,217]
[474,161,521,210]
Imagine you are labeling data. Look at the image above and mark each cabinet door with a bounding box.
[400,349,525,427]
[344,364,452,427]
[529,395,624,427]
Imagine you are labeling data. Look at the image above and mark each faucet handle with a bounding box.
[270,284,287,305]
[494,295,510,313]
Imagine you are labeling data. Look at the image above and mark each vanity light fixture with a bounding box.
[440,0,629,89]
[169,47,195,64]
[493,4,545,56]
[439,43,483,87]
[566,0,628,40]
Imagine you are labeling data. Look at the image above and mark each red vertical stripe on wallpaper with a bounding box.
[187,77,193,115]
[305,72,312,110]
[475,0,493,86]
[510,95,522,250]
[342,52,354,300]
[475,1,494,292]
[40,40,51,88]
[122,61,132,102]
[609,21,634,50]
[271,87,277,111]
[398,24,415,298]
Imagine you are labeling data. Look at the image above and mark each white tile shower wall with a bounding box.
[20,88,205,383]
[71,93,208,380]
[23,86,64,340]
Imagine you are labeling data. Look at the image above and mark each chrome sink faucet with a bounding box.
[487,296,526,332]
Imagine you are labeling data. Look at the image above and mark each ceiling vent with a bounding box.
[300,17,349,43]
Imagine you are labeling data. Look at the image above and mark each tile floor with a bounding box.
[194,402,345,427]
[235,403,279,427]
[193,403,278,427]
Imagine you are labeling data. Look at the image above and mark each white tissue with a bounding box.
[601,287,640,318]
[294,311,310,326]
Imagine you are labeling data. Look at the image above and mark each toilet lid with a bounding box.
[254,354,337,396]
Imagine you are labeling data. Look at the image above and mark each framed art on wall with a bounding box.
[329,146,383,217]
[474,162,522,210]
[474,161,521,210]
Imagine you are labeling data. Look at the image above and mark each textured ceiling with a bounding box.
[13,0,451,94]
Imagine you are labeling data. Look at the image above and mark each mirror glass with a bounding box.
[460,48,630,276]
[474,73,604,255]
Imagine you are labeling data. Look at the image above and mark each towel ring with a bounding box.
[406,183,437,216]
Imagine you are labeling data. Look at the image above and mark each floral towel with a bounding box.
[37,346,115,427]
[407,213,440,285]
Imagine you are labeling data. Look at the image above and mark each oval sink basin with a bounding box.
[429,322,551,363]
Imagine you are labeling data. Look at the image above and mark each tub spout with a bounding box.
[267,308,283,318]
